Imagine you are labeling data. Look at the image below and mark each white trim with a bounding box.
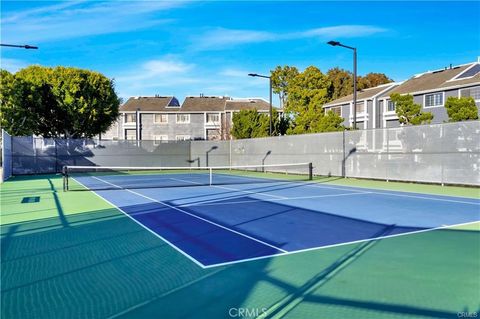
[423,92,445,108]
[458,85,480,102]
[447,63,480,82]
[175,135,191,141]
[175,113,190,124]
[153,135,168,145]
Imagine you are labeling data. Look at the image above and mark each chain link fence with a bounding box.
[6,121,480,186]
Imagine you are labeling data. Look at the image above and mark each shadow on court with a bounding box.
[1,176,479,318]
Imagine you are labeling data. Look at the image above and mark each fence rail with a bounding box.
[6,121,480,186]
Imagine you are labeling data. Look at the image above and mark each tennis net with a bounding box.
[63,162,313,191]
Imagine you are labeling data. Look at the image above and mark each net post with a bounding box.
[62,166,68,191]
[209,167,213,186]
[308,162,313,180]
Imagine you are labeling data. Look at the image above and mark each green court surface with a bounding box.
[1,174,479,318]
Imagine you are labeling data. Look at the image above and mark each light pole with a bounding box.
[248,73,273,136]
[1,44,38,49]
[327,41,357,129]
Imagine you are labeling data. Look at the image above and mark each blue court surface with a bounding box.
[73,173,480,268]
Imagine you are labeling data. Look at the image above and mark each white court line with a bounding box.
[170,177,288,199]
[177,192,372,208]
[71,177,207,269]
[91,176,288,254]
[218,174,480,206]
[202,220,480,268]
[74,176,480,269]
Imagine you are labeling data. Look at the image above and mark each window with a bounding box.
[154,114,168,124]
[124,113,136,123]
[176,114,190,124]
[125,129,136,140]
[355,102,365,113]
[206,113,220,124]
[387,101,396,112]
[175,135,190,141]
[425,93,443,107]
[460,86,480,100]
[327,106,341,116]
[153,135,168,145]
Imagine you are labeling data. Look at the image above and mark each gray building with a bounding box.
[102,95,273,141]
[324,60,480,129]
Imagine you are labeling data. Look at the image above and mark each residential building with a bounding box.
[102,95,274,141]
[323,60,480,129]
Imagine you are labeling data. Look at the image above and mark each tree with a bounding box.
[358,72,392,90]
[0,66,120,137]
[314,110,345,132]
[390,93,433,125]
[271,66,299,108]
[444,96,478,122]
[285,66,332,134]
[231,109,287,139]
[327,67,353,100]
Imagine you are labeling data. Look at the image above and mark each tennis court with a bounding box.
[66,165,480,268]
[1,169,479,318]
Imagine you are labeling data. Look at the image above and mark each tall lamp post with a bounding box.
[1,44,38,49]
[327,41,357,129]
[248,73,273,136]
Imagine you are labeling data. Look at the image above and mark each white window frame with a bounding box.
[123,113,137,124]
[326,106,342,117]
[386,100,396,112]
[176,114,190,124]
[423,92,445,108]
[153,113,168,124]
[175,135,191,141]
[206,113,220,124]
[459,86,480,102]
[153,135,168,145]
[124,129,136,140]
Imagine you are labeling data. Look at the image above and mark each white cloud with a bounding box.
[116,57,194,83]
[1,1,187,43]
[0,58,29,73]
[300,25,388,38]
[194,28,276,50]
[193,25,388,51]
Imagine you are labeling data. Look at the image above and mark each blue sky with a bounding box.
[1,1,479,105]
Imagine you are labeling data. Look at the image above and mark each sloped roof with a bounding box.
[181,96,231,111]
[379,62,480,97]
[225,99,272,111]
[120,96,179,111]
[324,83,397,107]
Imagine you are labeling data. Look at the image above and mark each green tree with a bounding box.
[444,96,478,122]
[313,110,345,132]
[390,93,433,125]
[0,66,120,137]
[231,109,287,139]
[271,66,299,108]
[285,66,332,134]
[327,67,353,100]
[358,73,392,90]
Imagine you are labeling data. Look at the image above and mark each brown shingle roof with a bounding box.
[120,96,179,111]
[324,83,397,107]
[181,96,230,111]
[379,62,480,97]
[225,99,273,111]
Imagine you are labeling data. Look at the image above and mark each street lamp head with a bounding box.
[327,41,340,46]
[24,45,38,49]
[248,73,258,77]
